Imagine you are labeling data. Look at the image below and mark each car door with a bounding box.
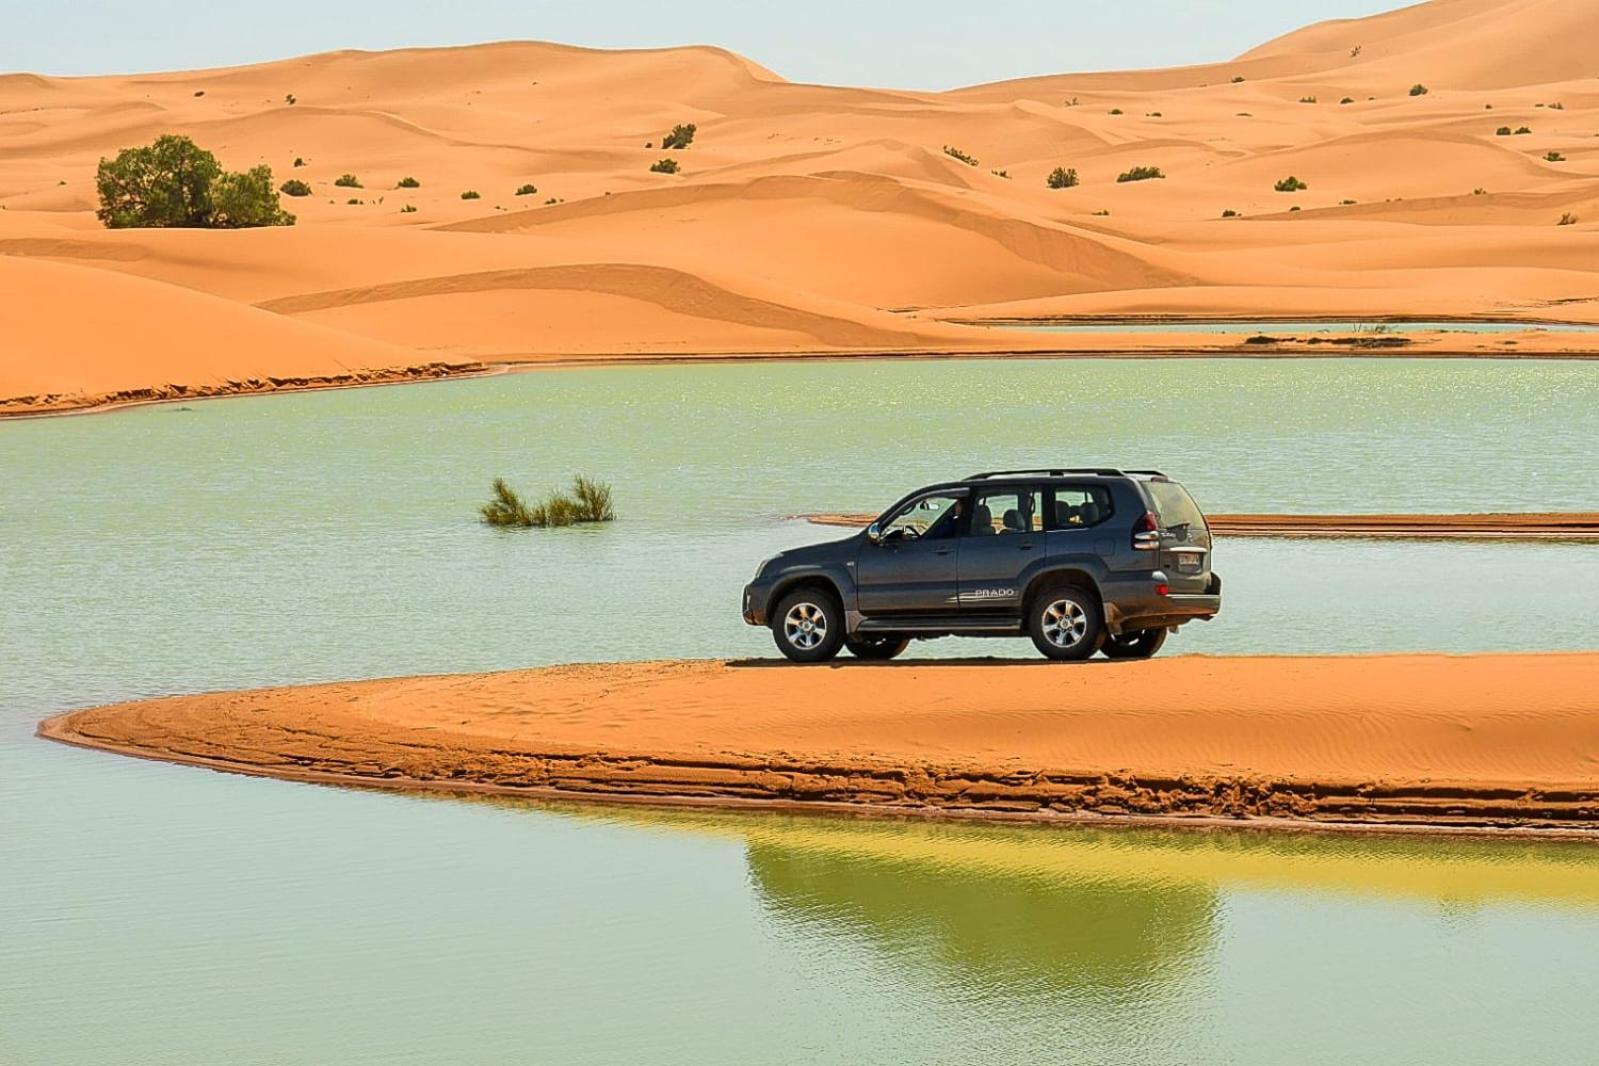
[856,490,965,617]
[1044,482,1118,564]
[957,486,1042,614]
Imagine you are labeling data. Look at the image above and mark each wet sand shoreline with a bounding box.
[39,654,1599,836]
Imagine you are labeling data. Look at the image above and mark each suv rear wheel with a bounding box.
[1027,585,1104,661]
[1101,628,1168,660]
[772,588,845,663]
[844,636,909,661]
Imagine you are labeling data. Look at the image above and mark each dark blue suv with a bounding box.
[743,469,1221,662]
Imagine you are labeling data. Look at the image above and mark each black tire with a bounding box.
[1026,584,1104,661]
[1101,628,1168,660]
[844,636,910,661]
[771,588,845,663]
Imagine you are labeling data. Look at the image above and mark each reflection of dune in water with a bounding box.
[745,840,1218,1001]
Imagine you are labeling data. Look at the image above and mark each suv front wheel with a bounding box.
[1027,585,1104,661]
[772,588,845,663]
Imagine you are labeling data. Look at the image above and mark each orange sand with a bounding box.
[39,654,1599,833]
[5,0,1599,414]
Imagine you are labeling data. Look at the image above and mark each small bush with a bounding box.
[1299,96,1317,104]
[293,157,306,167]
[397,176,420,188]
[480,476,615,528]
[1409,83,1429,97]
[1558,213,1578,226]
[346,198,362,205]
[1146,111,1162,117]
[545,197,560,205]
[1275,175,1308,192]
[1340,199,1357,205]
[400,204,417,213]
[1221,209,1239,218]
[279,178,312,197]
[650,158,680,174]
[1108,108,1123,115]
[943,145,978,166]
[991,169,1010,179]
[1546,151,1566,162]
[334,173,361,188]
[661,123,697,150]
[1350,45,1362,58]
[1549,102,1565,110]
[1515,126,1532,135]
[1092,209,1111,216]
[1046,166,1079,189]
[460,190,480,200]
[1231,76,1245,84]
[515,182,538,195]
[1473,187,1487,195]
[285,93,296,106]
[1290,206,1302,212]
[1116,165,1164,183]
[1063,96,1080,106]
[193,90,205,97]
[1496,126,1513,136]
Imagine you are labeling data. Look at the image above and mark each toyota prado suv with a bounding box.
[742,469,1221,663]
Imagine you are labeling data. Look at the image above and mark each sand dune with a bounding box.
[4,0,1599,412]
[39,654,1599,833]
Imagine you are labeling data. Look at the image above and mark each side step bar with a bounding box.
[856,616,1023,635]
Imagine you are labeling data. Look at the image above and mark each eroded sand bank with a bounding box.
[40,654,1599,833]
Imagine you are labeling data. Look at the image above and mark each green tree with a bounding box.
[661,123,697,150]
[95,135,220,228]
[211,165,295,227]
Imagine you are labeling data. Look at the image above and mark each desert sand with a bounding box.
[39,653,1599,833]
[4,0,1599,414]
[803,511,1599,540]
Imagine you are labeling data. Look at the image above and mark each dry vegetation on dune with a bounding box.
[3,0,1599,413]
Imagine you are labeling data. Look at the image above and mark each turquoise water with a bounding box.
[3,359,1598,1064]
[1003,319,1599,334]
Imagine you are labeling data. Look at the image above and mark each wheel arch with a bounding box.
[766,573,846,620]
[1021,567,1105,615]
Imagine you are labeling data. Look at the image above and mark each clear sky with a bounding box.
[2,0,1402,89]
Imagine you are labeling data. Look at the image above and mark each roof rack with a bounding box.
[965,467,1163,480]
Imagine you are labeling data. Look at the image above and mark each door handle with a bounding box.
[934,547,953,556]
[1018,541,1035,551]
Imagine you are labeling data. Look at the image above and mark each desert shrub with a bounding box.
[943,145,978,166]
[397,176,420,188]
[1549,102,1565,110]
[1231,76,1245,84]
[1341,199,1357,205]
[279,178,312,197]
[95,135,293,229]
[661,123,697,150]
[1516,126,1532,135]
[1299,96,1317,104]
[285,93,296,105]
[1221,209,1239,217]
[1275,175,1308,192]
[401,204,417,213]
[1546,151,1566,162]
[334,173,361,188]
[1046,166,1079,189]
[293,156,306,167]
[515,182,538,195]
[1349,45,1362,58]
[460,190,480,199]
[991,169,1010,179]
[1092,209,1110,216]
[480,476,615,528]
[1558,213,1578,226]
[1496,126,1513,136]
[1116,165,1164,182]
[1409,83,1429,96]
[1340,97,1354,104]
[1108,108,1123,115]
[1146,111,1162,117]
[650,158,680,174]
[346,198,362,205]
[1289,206,1302,212]
[193,90,205,97]
[1064,97,1080,106]
[1473,187,1487,195]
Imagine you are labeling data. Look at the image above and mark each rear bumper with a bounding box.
[1103,572,1221,634]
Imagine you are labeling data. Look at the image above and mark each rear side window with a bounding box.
[1046,486,1114,530]
[1147,481,1208,531]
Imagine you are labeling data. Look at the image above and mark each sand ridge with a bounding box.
[39,653,1599,833]
[5,0,1599,413]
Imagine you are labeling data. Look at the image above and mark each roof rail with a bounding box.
[965,467,1130,480]
[1122,469,1170,480]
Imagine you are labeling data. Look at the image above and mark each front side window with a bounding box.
[969,489,1042,536]
[1047,486,1114,530]
[882,493,964,542]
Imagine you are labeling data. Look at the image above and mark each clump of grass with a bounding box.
[480,476,615,528]
[1341,199,1357,205]
[461,189,481,199]
[293,157,306,167]
[345,198,362,205]
[397,176,420,188]
[661,123,697,150]
[1546,150,1566,162]
[1231,76,1245,84]
[1063,96,1080,106]
[1116,165,1164,183]
[1046,166,1079,189]
[1340,97,1355,105]
[1409,83,1429,97]
[334,173,361,188]
[1349,45,1362,58]
[1496,126,1513,136]
[1221,208,1239,218]
[1299,96,1317,104]
[401,204,417,213]
[1146,111,1163,117]
[1473,187,1487,195]
[1108,108,1123,115]
[1275,175,1309,192]
[943,145,978,166]
[515,182,538,195]
[1515,126,1533,135]
[1558,213,1579,226]
[650,158,680,174]
[279,178,311,197]
[1092,208,1111,216]
[1548,102,1565,110]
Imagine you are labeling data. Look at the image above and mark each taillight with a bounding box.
[1155,583,1170,596]
[1132,511,1161,551]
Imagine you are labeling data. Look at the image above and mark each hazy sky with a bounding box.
[3,0,1401,89]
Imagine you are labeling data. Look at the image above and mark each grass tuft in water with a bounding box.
[480,476,615,528]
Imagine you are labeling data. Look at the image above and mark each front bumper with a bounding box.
[742,581,771,626]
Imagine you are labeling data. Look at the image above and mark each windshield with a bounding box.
[1147,481,1207,531]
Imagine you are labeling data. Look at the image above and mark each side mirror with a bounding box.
[866,522,883,544]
